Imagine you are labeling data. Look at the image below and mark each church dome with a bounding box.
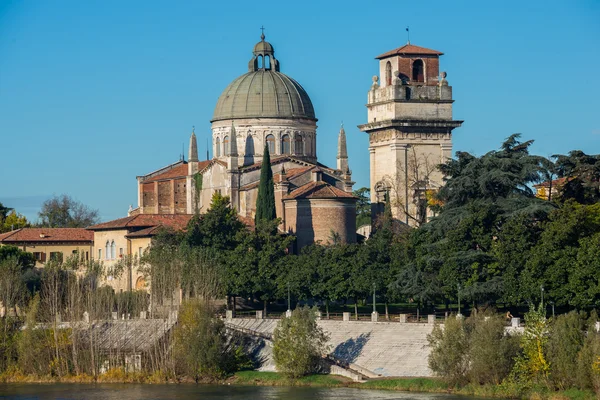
[211,34,316,122]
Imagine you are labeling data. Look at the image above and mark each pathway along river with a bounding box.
[0,383,481,400]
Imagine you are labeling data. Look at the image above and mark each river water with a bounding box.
[0,384,475,400]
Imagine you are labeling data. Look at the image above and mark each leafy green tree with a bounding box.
[576,320,600,392]
[510,303,550,385]
[255,144,276,223]
[554,150,600,204]
[353,187,371,228]
[547,311,586,390]
[1,210,29,233]
[186,192,244,250]
[428,315,469,385]
[272,306,329,378]
[17,294,47,376]
[363,196,407,318]
[38,194,100,228]
[403,135,554,308]
[0,202,11,220]
[173,299,232,381]
[467,313,519,385]
[490,214,541,305]
[522,201,600,306]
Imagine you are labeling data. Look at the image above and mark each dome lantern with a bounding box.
[248,32,280,72]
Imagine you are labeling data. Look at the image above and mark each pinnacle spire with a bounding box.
[188,126,198,162]
[337,123,348,173]
[229,122,238,157]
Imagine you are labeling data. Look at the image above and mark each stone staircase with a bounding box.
[226,318,435,377]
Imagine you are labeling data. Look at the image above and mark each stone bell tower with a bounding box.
[358,43,463,226]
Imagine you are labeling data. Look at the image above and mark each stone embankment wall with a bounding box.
[227,318,435,377]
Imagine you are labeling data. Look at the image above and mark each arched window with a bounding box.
[215,137,221,157]
[105,241,110,260]
[266,134,275,155]
[281,134,290,154]
[294,135,304,155]
[257,55,263,69]
[223,135,229,156]
[111,241,116,259]
[385,61,392,86]
[412,59,424,82]
[264,55,271,69]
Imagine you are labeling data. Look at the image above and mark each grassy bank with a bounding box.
[1,369,598,400]
[231,372,598,400]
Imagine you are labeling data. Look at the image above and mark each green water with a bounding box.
[0,383,474,400]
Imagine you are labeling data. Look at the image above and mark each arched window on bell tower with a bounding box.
[412,59,424,82]
[215,138,221,157]
[385,61,392,86]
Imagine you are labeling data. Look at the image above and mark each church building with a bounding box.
[85,34,461,293]
[114,33,358,250]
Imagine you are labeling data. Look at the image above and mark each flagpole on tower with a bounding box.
[406,26,410,44]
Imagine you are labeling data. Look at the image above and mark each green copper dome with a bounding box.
[212,71,316,122]
[211,35,316,122]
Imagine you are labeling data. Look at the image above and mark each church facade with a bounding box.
[128,34,357,249]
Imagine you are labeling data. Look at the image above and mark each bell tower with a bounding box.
[359,43,463,226]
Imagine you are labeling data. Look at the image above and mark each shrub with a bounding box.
[272,306,329,379]
[576,323,600,393]
[510,303,550,386]
[547,311,586,390]
[427,315,469,385]
[467,313,519,385]
[17,294,49,376]
[173,299,230,381]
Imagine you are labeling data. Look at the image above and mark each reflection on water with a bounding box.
[0,383,473,400]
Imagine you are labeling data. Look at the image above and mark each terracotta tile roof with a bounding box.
[533,177,570,188]
[239,181,261,191]
[196,159,215,173]
[240,156,321,172]
[376,43,443,59]
[88,214,193,231]
[284,181,356,200]
[281,167,312,180]
[0,228,94,243]
[144,164,189,183]
[125,226,164,238]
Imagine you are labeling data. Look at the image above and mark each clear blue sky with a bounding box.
[1,0,599,222]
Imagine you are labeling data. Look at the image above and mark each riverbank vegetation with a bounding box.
[0,136,599,394]
[428,307,600,397]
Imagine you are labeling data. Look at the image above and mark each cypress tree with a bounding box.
[255,144,276,223]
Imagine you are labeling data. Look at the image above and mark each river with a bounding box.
[0,383,476,400]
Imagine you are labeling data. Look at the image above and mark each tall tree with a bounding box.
[38,194,100,228]
[1,210,29,233]
[399,135,554,308]
[353,187,371,227]
[0,202,11,220]
[255,144,276,223]
[554,150,600,204]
